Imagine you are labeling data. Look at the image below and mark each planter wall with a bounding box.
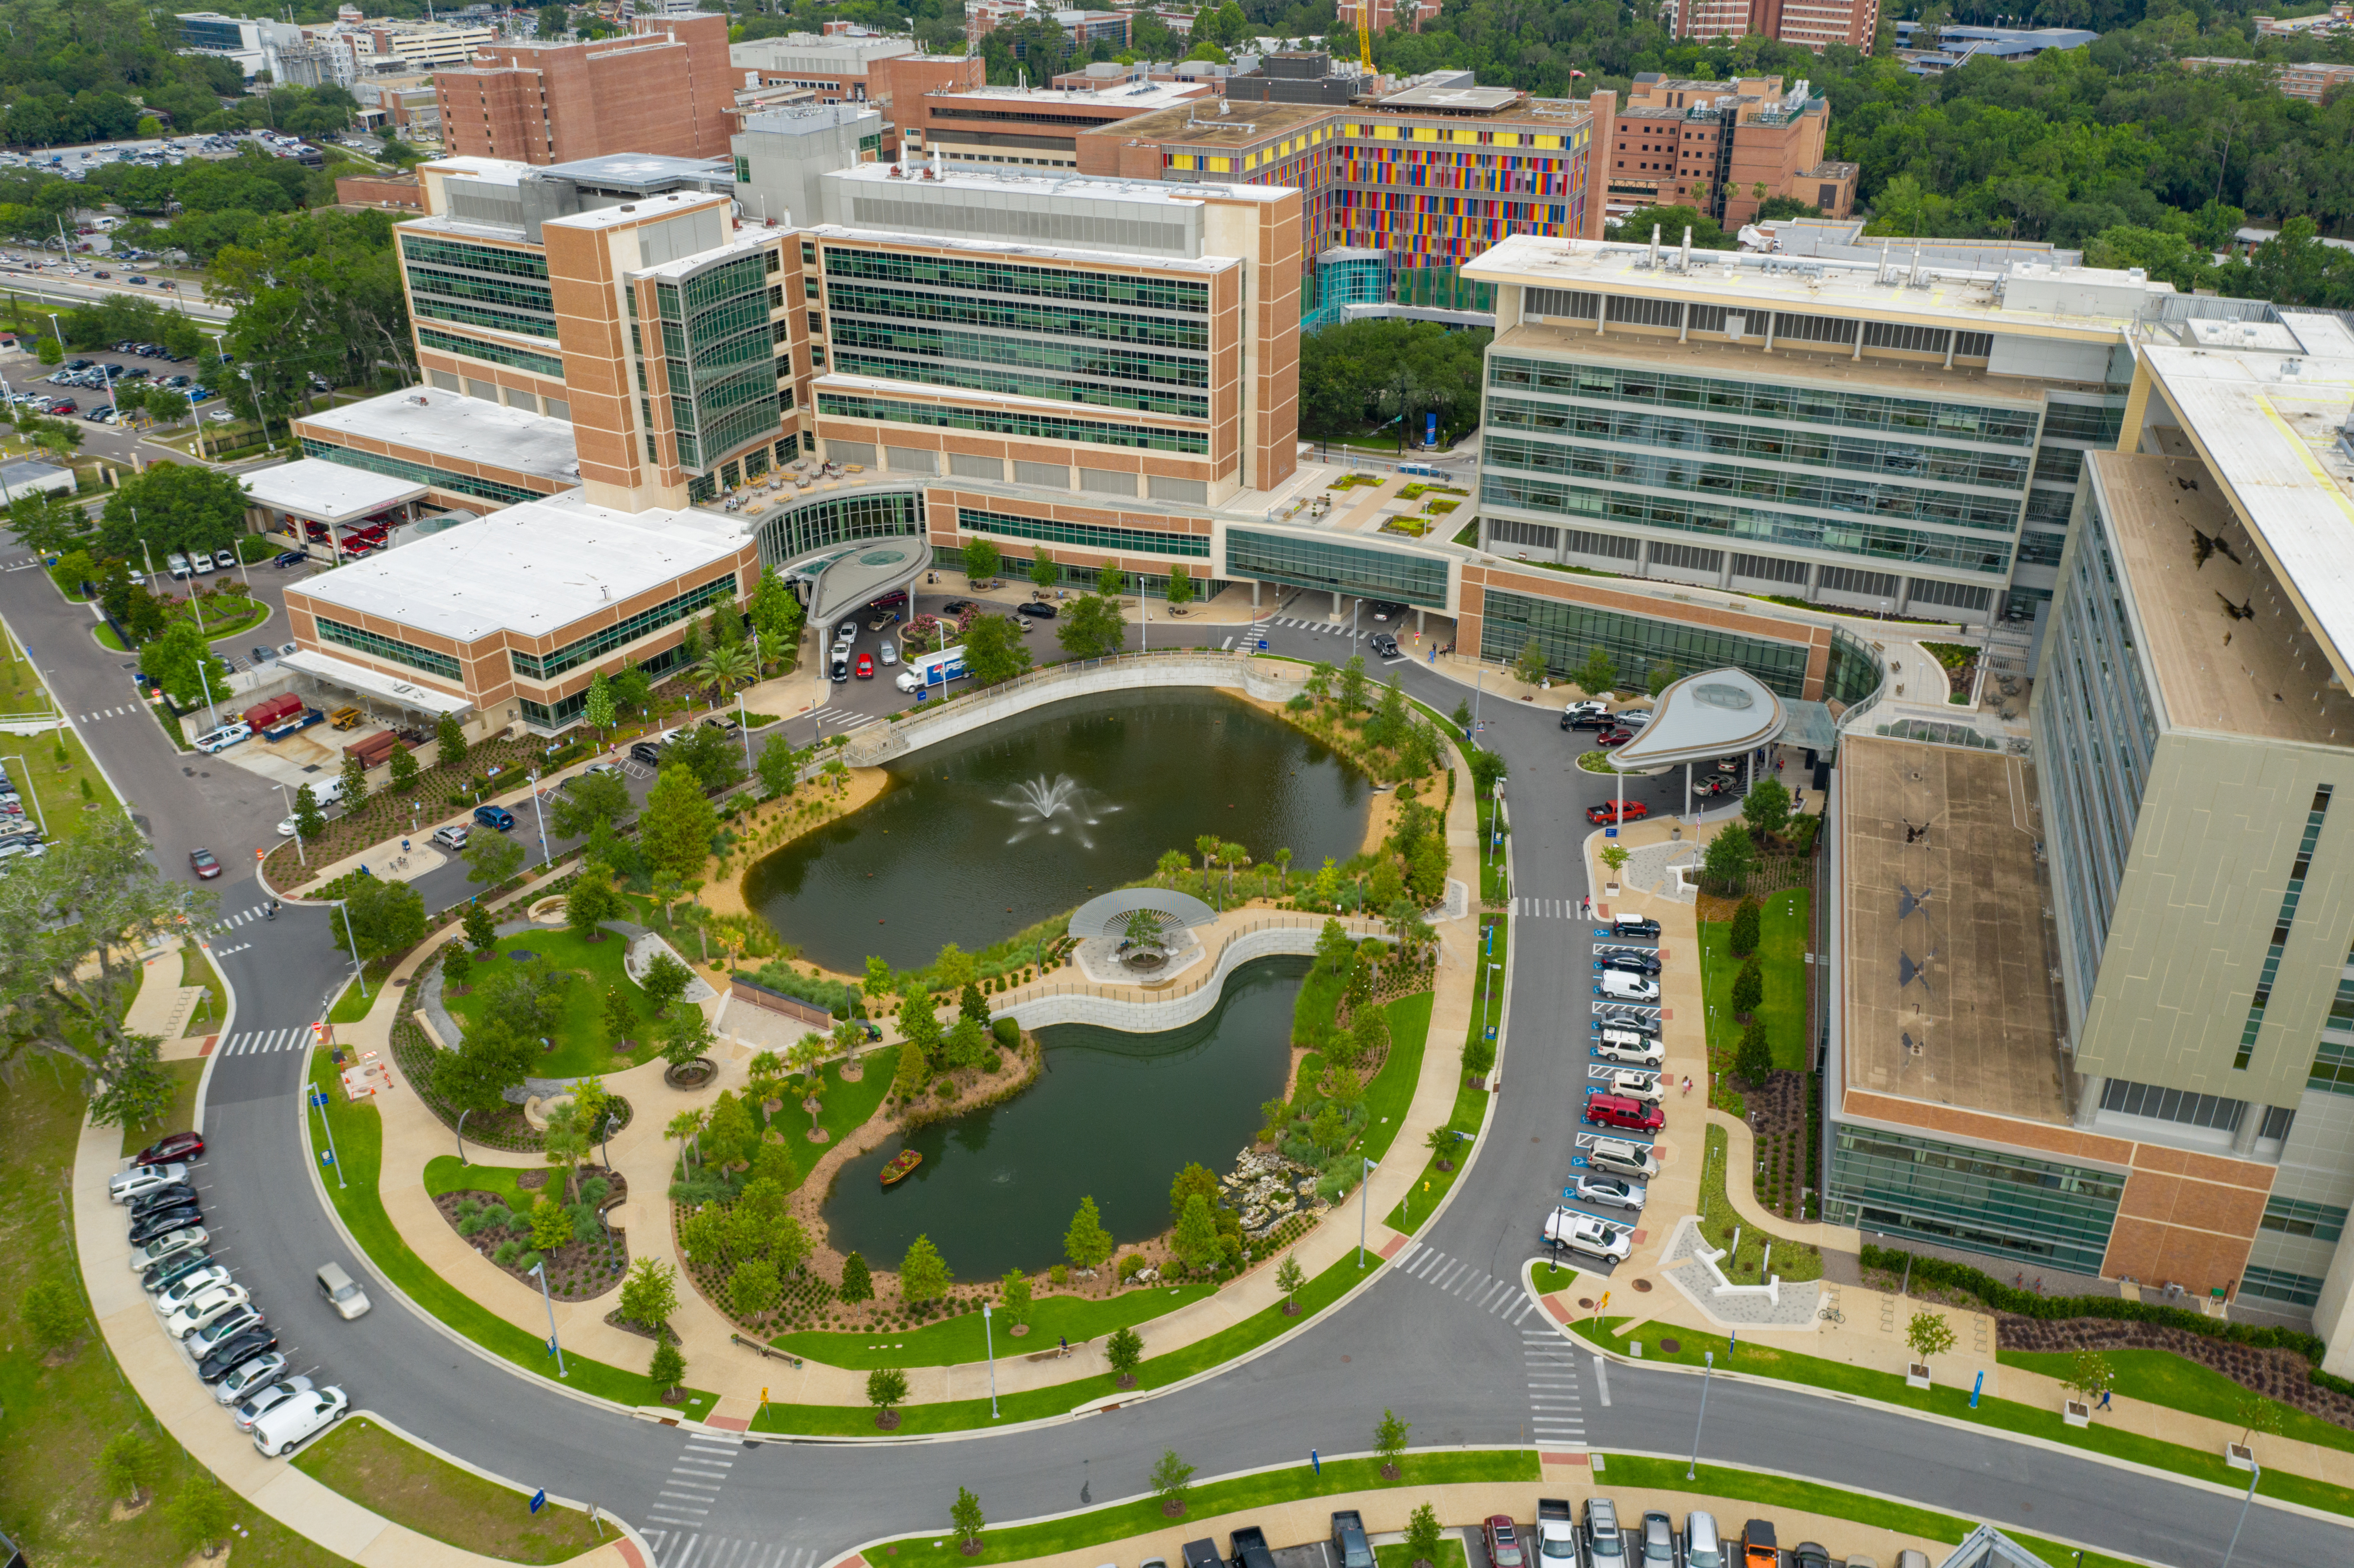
[1906,1363,1931,1390]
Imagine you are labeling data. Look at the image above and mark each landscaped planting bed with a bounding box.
[429,1161,631,1303]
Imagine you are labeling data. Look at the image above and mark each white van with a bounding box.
[250,1384,348,1456]
[307,775,345,809]
[1597,971,1660,1004]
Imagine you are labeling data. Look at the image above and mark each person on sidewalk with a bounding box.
[1058,1335,1069,1358]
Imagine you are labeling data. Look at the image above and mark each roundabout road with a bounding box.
[68,596,2354,1567]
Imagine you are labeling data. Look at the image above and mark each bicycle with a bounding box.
[1818,1305,1845,1324]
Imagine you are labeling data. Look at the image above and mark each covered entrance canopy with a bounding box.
[278,648,472,717]
[243,459,428,527]
[1604,667,1789,828]
[805,541,928,635]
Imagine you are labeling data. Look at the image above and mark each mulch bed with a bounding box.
[1743,1069,1810,1221]
[432,1164,631,1303]
[1996,1314,2354,1429]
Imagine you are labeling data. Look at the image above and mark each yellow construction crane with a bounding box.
[1356,0,1373,73]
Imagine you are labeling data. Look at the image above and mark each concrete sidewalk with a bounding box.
[71,1094,649,1568]
[340,741,1492,1424]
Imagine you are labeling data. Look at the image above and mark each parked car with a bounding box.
[230,1375,316,1432]
[1584,1093,1664,1134]
[1014,600,1056,619]
[187,847,222,879]
[830,652,849,682]
[273,549,306,567]
[133,1131,204,1167]
[879,641,898,666]
[1597,972,1660,1004]
[1606,1068,1663,1105]
[1562,700,1609,727]
[940,599,977,616]
[1591,1029,1664,1068]
[1597,952,1662,976]
[1370,632,1400,658]
[629,739,666,766]
[1641,1512,1678,1568]
[1740,1521,1778,1568]
[1684,1512,1727,1568]
[1572,1173,1647,1212]
[142,1251,218,1300]
[1586,1137,1660,1181]
[196,1327,280,1383]
[127,1191,202,1230]
[1792,1545,1833,1568]
[429,823,469,852]
[472,803,515,831]
[1484,1517,1526,1568]
[1587,800,1648,825]
[252,1385,348,1457]
[128,1227,209,1273]
[109,1162,189,1202]
[855,652,875,679]
[315,1261,371,1320]
[152,1266,235,1317]
[165,1285,255,1341]
[1596,727,1635,747]
[210,1352,290,1406]
[185,1304,265,1356]
[1543,1207,1631,1262]
[1609,915,1662,940]
[192,724,251,755]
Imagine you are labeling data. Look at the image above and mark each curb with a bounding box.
[1529,1282,2354,1533]
[343,1406,657,1564]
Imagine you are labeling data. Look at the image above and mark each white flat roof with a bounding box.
[1610,667,1786,769]
[280,647,473,714]
[297,389,581,485]
[291,490,750,643]
[242,458,426,524]
[2144,341,2354,692]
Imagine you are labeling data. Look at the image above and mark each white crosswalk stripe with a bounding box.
[1512,897,1594,921]
[218,1027,308,1056]
[1394,1243,1537,1324]
[1525,1328,1586,1445]
[807,706,876,730]
[642,1533,805,1568]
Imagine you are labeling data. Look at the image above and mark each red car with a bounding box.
[188,847,221,880]
[1596,727,1634,747]
[1484,1517,1526,1568]
[854,652,875,679]
[1585,1093,1664,1134]
[1586,800,1649,826]
[135,1131,206,1165]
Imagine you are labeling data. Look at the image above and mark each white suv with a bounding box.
[1543,1207,1632,1262]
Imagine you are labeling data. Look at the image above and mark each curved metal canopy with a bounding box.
[1609,667,1786,770]
[1067,887,1219,937]
[806,541,927,631]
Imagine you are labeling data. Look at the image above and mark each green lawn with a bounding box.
[304,1045,716,1411]
[1695,1122,1821,1281]
[179,942,225,1033]
[118,1058,202,1157]
[1999,1346,2354,1455]
[0,1010,357,1567]
[772,1282,1217,1369]
[328,972,378,1024]
[1379,1544,1468,1568]
[746,1058,894,1192]
[1579,1318,2354,1517]
[442,929,666,1076]
[1357,991,1432,1166]
[1696,887,1811,1072]
[869,1451,1535,1566]
[424,1154,569,1208]
[293,1416,606,1564]
[1597,1456,2143,1568]
[6,723,124,841]
[1382,915,1500,1232]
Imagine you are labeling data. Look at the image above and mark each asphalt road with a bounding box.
[31,572,2354,1567]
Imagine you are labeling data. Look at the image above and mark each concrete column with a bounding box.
[1332,590,1342,616]
[1251,579,1261,608]
[2071,1074,2105,1129]
[2232,1104,2264,1157]
[1637,539,1653,579]
[1416,607,1426,635]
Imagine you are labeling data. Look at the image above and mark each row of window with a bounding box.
[411,295,557,340]
[752,489,925,566]
[2261,1194,2348,1244]
[824,281,1210,352]
[1481,473,2013,576]
[820,247,1208,315]
[1488,357,2043,446]
[816,392,1207,455]
[829,320,1208,389]
[510,573,740,681]
[399,235,548,281]
[1485,395,2034,492]
[315,616,464,681]
[829,350,1208,420]
[2098,1076,2247,1131]
[416,326,564,380]
[1825,1127,2123,1273]
[1480,583,1812,699]
[301,439,548,507]
[1522,292,1994,361]
[957,507,1210,560]
[406,264,554,320]
[1482,436,2029,534]
[1224,527,1451,608]
[2237,788,2333,1070]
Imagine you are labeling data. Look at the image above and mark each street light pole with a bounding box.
[2219,1461,2261,1568]
[530,1259,567,1377]
[275,780,307,867]
[337,897,368,1000]
[1686,1350,1715,1479]
[527,768,550,866]
[455,1108,470,1165]
[982,1303,998,1419]
[309,1077,348,1190]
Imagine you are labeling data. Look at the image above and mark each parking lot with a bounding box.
[8,338,225,427]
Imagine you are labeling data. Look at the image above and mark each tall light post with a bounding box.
[308,1076,348,1190]
[275,780,308,868]
[526,767,550,866]
[455,1107,471,1165]
[337,896,369,1002]
[1356,1156,1378,1269]
[982,1303,998,1419]
[1685,1349,1715,1479]
[2219,1460,2261,1568]
[1479,960,1501,1045]
[529,1258,567,1378]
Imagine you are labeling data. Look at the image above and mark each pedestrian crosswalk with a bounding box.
[1513,897,1591,922]
[1396,1242,1539,1325]
[76,704,143,725]
[645,1432,742,1533]
[806,705,875,731]
[215,1027,312,1057]
[642,1531,815,1568]
[207,903,272,933]
[1255,616,1362,638]
[1523,1327,1587,1448]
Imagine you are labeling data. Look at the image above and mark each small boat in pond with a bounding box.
[880,1148,922,1186]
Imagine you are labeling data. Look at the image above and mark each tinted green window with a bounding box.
[511,574,739,681]
[1224,529,1448,607]
[752,491,925,567]
[1824,1126,2121,1274]
[959,508,1208,559]
[822,249,1208,314]
[417,327,564,379]
[818,394,1207,455]
[399,236,548,280]
[315,617,463,681]
[1488,356,2040,446]
[300,439,545,507]
[1481,585,1812,698]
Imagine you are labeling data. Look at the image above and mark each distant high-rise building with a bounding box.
[1667,0,1874,54]
[434,13,735,165]
[1606,75,1856,227]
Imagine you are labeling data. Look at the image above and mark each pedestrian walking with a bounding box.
[1681,1075,1693,1097]
[1058,1335,1069,1358]
[2098,1389,2113,1411]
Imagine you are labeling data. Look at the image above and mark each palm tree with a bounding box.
[1274,847,1293,893]
[1221,840,1251,903]
[666,1108,707,1179]
[691,643,756,703]
[832,1017,867,1067]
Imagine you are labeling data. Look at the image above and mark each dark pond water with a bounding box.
[819,956,1305,1278]
[744,687,1373,974]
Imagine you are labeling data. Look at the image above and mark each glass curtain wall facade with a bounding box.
[301,438,551,507]
[1481,355,2040,586]
[1224,528,1451,607]
[1823,1125,2124,1272]
[399,235,555,339]
[2032,485,2159,1013]
[655,253,781,473]
[819,247,1212,420]
[752,489,925,568]
[1479,585,1815,697]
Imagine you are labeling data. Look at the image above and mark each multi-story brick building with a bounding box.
[2183,55,2354,103]
[1606,74,1854,227]
[434,13,736,165]
[908,79,1213,171]
[1666,0,1875,53]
